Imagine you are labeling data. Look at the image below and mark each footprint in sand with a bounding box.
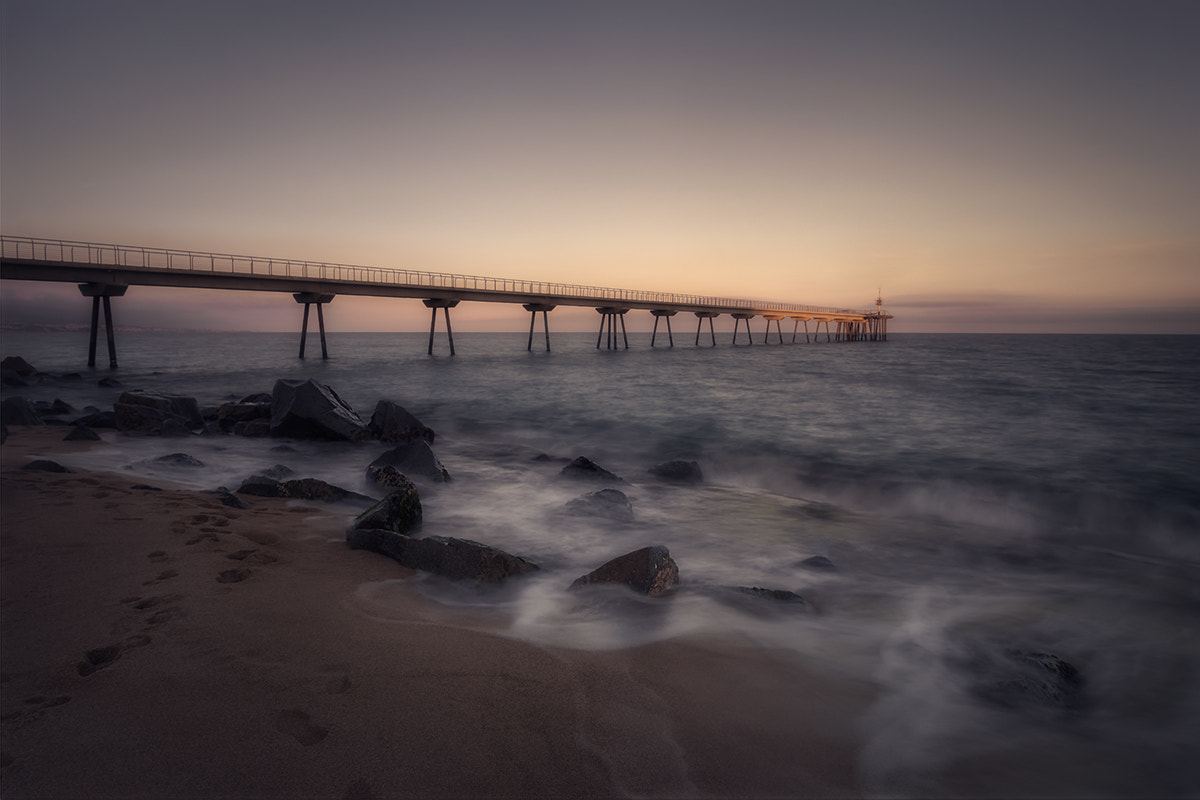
[78,644,122,676]
[146,551,169,563]
[216,569,252,584]
[185,532,220,546]
[226,549,278,565]
[273,709,329,746]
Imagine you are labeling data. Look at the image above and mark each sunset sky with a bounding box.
[2,0,1198,333]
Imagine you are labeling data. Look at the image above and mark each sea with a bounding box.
[4,330,1199,797]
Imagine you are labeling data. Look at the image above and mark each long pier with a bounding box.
[1,235,890,365]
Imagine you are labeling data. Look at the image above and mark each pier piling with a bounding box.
[523,303,555,352]
[423,299,460,355]
[79,283,127,368]
[294,293,334,359]
[694,312,719,346]
[731,313,755,346]
[650,310,677,347]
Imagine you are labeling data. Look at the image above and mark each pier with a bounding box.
[1,236,890,364]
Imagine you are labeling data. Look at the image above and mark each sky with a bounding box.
[2,0,1198,333]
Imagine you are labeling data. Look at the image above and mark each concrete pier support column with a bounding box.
[423,299,460,356]
[294,293,335,359]
[791,316,811,343]
[730,313,755,345]
[78,283,127,368]
[693,312,719,346]
[594,308,629,350]
[763,315,785,344]
[523,303,556,352]
[650,310,677,347]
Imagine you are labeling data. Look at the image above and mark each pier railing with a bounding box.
[1,235,869,316]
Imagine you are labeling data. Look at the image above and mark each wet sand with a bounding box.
[1,426,872,799]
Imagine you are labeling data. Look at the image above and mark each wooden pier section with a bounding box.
[1,236,890,363]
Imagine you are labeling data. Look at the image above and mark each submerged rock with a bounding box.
[1,356,37,385]
[72,410,118,429]
[236,475,371,504]
[368,441,450,483]
[729,586,808,604]
[151,453,205,467]
[565,488,635,522]
[114,391,203,436]
[349,480,423,535]
[570,545,679,596]
[560,456,627,484]
[647,460,703,484]
[368,400,435,444]
[347,530,538,584]
[799,555,837,571]
[973,649,1087,713]
[22,459,73,473]
[64,425,102,442]
[269,379,370,441]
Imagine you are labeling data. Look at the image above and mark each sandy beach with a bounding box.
[1,425,872,799]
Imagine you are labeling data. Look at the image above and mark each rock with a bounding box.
[368,400,435,444]
[22,459,73,473]
[34,398,74,417]
[64,425,102,442]
[233,419,271,437]
[61,372,83,381]
[214,489,253,509]
[560,456,627,484]
[347,530,539,584]
[570,545,679,596]
[647,459,703,484]
[218,400,272,433]
[114,391,203,436]
[269,379,370,441]
[565,488,635,522]
[349,480,423,534]
[368,441,450,483]
[365,463,412,490]
[236,475,371,504]
[151,453,205,467]
[97,377,122,387]
[969,648,1087,713]
[72,411,118,429]
[799,555,837,571]
[1,356,37,376]
[240,392,272,404]
[1,396,44,426]
[727,586,809,608]
[260,464,296,480]
[396,536,539,583]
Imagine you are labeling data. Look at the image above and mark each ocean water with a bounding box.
[4,330,1199,796]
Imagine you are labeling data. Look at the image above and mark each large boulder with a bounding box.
[648,460,703,484]
[269,379,370,441]
[1,356,37,386]
[560,456,627,484]
[349,480,423,535]
[368,441,450,483]
[570,546,679,596]
[0,356,36,376]
[72,410,118,429]
[1,396,44,426]
[114,391,203,436]
[565,488,635,522]
[347,530,538,584]
[369,400,435,444]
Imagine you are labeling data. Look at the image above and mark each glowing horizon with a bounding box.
[2,1,1198,333]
